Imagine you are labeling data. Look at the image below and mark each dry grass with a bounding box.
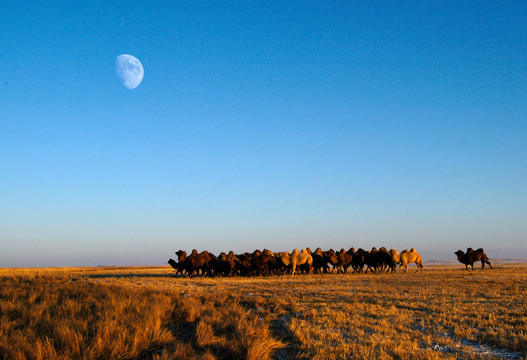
[0,264,526,359]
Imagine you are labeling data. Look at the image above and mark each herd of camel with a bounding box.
[168,246,492,277]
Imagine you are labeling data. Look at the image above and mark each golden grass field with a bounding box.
[1,262,526,360]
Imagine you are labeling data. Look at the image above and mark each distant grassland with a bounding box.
[0,264,526,360]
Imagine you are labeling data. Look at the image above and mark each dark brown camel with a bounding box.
[455,248,492,270]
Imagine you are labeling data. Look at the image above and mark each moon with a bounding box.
[115,54,144,89]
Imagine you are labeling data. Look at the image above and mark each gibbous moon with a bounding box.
[115,54,144,89]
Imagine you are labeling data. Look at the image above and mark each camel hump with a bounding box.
[410,248,416,252]
[476,248,485,253]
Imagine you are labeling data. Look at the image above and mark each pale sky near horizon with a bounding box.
[1,1,526,267]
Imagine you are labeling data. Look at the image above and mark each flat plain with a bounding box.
[1,262,526,360]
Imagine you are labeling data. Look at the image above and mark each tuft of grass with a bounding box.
[0,268,285,360]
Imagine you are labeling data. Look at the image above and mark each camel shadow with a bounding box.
[85,273,175,279]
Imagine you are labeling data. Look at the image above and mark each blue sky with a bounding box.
[1,1,526,266]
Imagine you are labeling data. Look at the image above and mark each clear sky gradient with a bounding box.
[1,1,526,266]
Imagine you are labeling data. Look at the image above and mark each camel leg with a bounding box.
[487,260,492,269]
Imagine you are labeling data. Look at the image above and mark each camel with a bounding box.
[399,248,423,273]
[290,249,313,275]
[389,248,400,265]
[455,248,492,270]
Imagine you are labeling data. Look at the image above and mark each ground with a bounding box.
[1,262,526,359]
